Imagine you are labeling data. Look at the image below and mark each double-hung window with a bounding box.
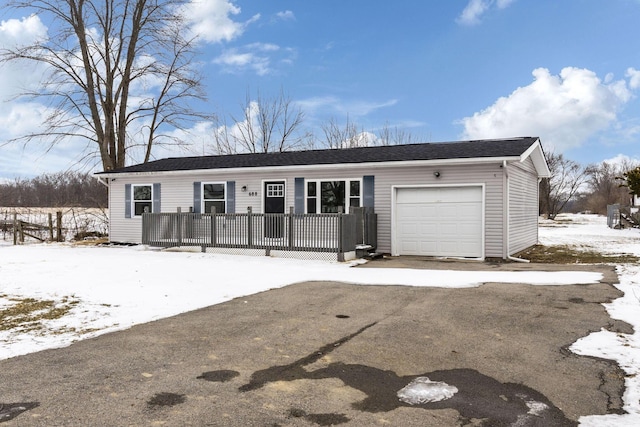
[203,182,226,213]
[306,179,361,213]
[132,184,153,216]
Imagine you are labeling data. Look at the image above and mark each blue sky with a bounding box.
[1,0,640,179]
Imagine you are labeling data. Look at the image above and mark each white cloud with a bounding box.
[459,67,634,152]
[496,0,516,8]
[0,15,49,99]
[181,0,259,43]
[0,15,47,45]
[213,43,293,76]
[213,49,269,76]
[603,153,640,168]
[275,10,295,21]
[456,0,516,25]
[296,96,398,118]
[627,67,640,90]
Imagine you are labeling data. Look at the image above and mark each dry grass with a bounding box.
[0,295,80,334]
[515,244,639,264]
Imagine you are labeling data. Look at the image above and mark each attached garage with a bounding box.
[394,186,484,258]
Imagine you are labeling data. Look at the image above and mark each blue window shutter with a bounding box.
[294,177,304,214]
[125,184,132,218]
[193,182,201,213]
[363,175,375,209]
[152,183,161,213]
[226,181,235,213]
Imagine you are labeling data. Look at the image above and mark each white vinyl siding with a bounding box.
[508,158,539,254]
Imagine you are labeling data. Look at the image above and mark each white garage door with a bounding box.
[395,186,483,257]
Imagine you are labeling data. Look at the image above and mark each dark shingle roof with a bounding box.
[99,137,539,175]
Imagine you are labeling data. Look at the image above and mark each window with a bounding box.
[306,179,361,213]
[266,183,284,197]
[306,182,317,213]
[203,182,226,213]
[349,181,361,208]
[132,184,152,216]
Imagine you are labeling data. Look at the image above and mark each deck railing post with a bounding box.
[210,206,217,247]
[176,207,182,246]
[337,207,344,261]
[288,206,294,249]
[247,206,253,247]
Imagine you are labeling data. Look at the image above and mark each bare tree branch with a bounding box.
[217,88,305,154]
[1,0,207,171]
[539,151,586,220]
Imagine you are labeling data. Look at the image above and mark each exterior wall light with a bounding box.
[241,185,248,192]
[433,171,441,178]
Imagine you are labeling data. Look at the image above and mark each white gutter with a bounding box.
[503,160,530,263]
[95,176,109,187]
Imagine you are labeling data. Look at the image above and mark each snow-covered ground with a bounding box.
[1,213,639,425]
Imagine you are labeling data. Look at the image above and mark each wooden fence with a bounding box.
[0,212,64,244]
[142,207,377,261]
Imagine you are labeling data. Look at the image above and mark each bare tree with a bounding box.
[1,0,207,171]
[376,122,417,146]
[582,161,635,214]
[213,88,305,154]
[320,116,374,149]
[539,152,586,219]
[0,171,107,207]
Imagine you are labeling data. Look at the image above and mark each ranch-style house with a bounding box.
[96,136,550,261]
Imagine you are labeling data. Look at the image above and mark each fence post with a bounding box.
[13,213,17,245]
[48,213,54,241]
[247,206,253,247]
[56,211,63,242]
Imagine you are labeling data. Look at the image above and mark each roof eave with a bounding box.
[94,155,524,179]
[519,138,551,178]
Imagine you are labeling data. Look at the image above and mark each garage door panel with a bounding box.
[395,186,483,257]
[420,242,437,253]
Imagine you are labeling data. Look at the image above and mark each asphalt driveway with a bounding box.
[0,260,629,426]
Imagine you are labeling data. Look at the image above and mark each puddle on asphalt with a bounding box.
[0,402,39,423]
[288,408,350,426]
[197,370,239,382]
[233,322,578,426]
[146,392,186,408]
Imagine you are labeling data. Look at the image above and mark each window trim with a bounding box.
[304,178,362,214]
[132,184,153,217]
[201,181,227,214]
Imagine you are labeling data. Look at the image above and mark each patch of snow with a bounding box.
[523,397,549,416]
[397,376,458,404]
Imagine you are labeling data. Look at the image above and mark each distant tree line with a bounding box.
[540,150,638,219]
[0,172,107,207]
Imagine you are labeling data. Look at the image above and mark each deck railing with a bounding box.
[141,207,376,261]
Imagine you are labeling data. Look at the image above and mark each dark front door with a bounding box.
[264,181,285,238]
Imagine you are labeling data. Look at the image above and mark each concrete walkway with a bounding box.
[0,260,629,426]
